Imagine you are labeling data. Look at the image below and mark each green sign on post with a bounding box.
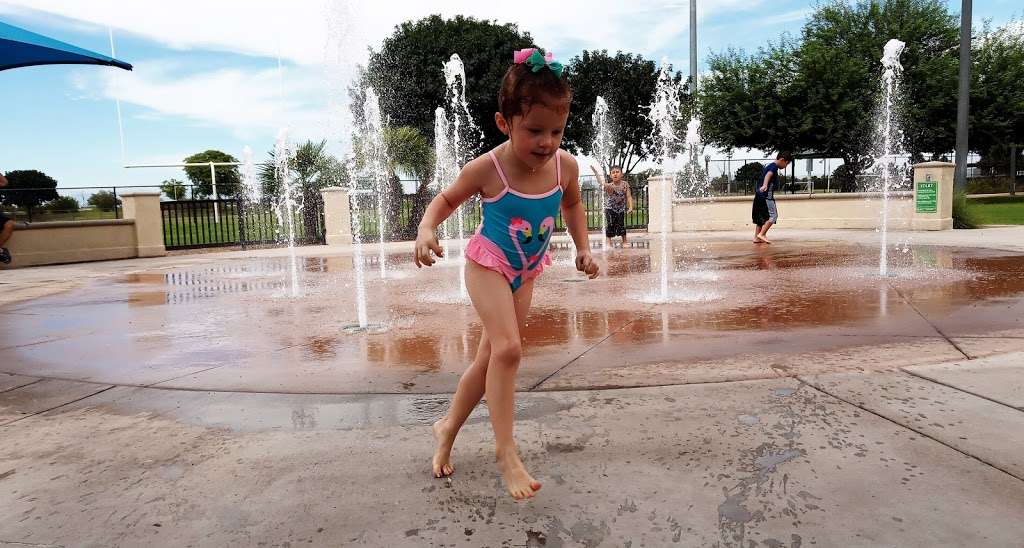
[916,181,937,213]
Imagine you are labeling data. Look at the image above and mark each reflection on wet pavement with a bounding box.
[3,240,1022,392]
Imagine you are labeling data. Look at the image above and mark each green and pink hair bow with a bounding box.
[513,48,564,77]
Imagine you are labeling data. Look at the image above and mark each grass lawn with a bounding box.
[967,196,1024,225]
[1,208,119,223]
[162,210,314,247]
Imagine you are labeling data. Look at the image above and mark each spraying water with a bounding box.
[325,1,372,329]
[436,54,484,299]
[647,62,684,302]
[679,117,709,198]
[240,146,261,205]
[875,39,909,277]
[273,129,301,297]
[338,154,371,329]
[592,96,612,252]
[349,172,370,327]
[238,146,260,240]
[362,87,391,279]
[432,107,455,261]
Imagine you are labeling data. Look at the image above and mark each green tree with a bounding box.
[831,164,859,192]
[0,170,59,209]
[258,140,348,239]
[735,162,765,194]
[259,140,345,200]
[384,126,435,238]
[700,0,960,186]
[160,178,188,200]
[350,126,436,239]
[562,50,689,174]
[970,19,1024,174]
[355,15,534,152]
[700,39,802,154]
[183,150,242,199]
[87,190,120,211]
[45,195,79,212]
[795,0,959,163]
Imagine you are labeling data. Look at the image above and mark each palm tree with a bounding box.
[258,140,347,202]
[258,139,348,241]
[383,126,435,238]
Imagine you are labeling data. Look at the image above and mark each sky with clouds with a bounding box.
[1,0,1021,190]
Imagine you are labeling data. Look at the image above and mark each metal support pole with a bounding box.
[1011,145,1018,196]
[209,162,219,223]
[689,0,698,94]
[954,0,972,190]
[726,155,731,194]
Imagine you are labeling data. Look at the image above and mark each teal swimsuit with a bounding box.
[463,150,565,292]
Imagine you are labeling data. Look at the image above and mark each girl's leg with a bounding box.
[432,266,537,482]
[465,260,541,499]
[432,332,490,477]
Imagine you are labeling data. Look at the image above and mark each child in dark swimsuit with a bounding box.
[591,164,633,247]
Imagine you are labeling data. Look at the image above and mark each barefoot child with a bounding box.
[590,164,633,247]
[752,152,792,244]
[414,48,599,500]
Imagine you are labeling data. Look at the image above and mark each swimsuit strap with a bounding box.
[555,150,563,189]
[487,151,511,190]
[489,148,565,192]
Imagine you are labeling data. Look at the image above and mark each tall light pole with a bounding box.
[954,0,972,190]
[689,0,698,93]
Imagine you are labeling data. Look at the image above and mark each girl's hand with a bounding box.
[414,227,443,267]
[576,251,600,279]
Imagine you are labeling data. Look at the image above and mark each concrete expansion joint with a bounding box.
[797,376,1024,484]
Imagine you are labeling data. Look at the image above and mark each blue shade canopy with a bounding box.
[0,20,132,71]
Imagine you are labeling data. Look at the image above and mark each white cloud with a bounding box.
[0,0,336,65]
[2,0,767,66]
[761,8,812,27]
[74,60,334,144]
[6,0,772,159]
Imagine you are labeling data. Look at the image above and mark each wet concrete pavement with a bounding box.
[1,229,1024,546]
[1,238,1023,394]
[2,366,1023,547]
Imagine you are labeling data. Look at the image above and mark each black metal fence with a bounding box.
[0,185,124,222]
[8,177,651,249]
[160,198,325,250]
[353,177,650,242]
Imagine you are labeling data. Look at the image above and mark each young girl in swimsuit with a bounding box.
[414,48,599,500]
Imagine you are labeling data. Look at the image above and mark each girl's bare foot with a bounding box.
[753,238,762,243]
[432,418,456,478]
[757,234,772,244]
[496,449,542,500]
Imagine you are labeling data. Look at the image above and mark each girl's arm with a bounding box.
[563,154,599,278]
[415,157,487,267]
[589,164,615,192]
[626,184,634,212]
